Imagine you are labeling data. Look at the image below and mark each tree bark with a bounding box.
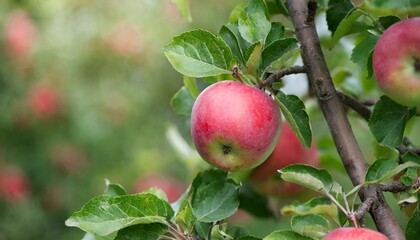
[285,0,404,239]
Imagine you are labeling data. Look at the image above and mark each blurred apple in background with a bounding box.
[132,173,185,203]
[105,22,143,57]
[0,166,30,203]
[249,122,319,196]
[4,9,37,72]
[49,144,88,175]
[27,83,61,119]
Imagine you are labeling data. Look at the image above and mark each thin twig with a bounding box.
[337,91,371,120]
[260,65,307,88]
[380,177,420,193]
[353,197,376,220]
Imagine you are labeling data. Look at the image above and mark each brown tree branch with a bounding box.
[285,0,404,238]
[260,65,307,88]
[380,177,420,193]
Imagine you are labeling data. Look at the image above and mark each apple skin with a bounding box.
[373,17,420,108]
[324,227,389,240]
[249,122,319,196]
[191,80,282,171]
[132,173,185,203]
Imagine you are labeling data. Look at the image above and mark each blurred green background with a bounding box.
[0,1,243,239]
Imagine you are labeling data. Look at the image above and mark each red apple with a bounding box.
[373,18,420,108]
[191,80,281,171]
[0,166,30,203]
[324,227,388,240]
[132,173,185,203]
[249,122,319,196]
[28,83,61,118]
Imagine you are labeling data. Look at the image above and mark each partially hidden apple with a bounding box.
[191,80,282,171]
[249,122,319,196]
[324,227,389,240]
[373,17,420,108]
[132,173,185,203]
[28,83,61,118]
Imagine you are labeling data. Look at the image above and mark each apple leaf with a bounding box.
[291,214,330,239]
[281,197,338,220]
[401,167,418,186]
[279,164,333,193]
[65,193,174,236]
[261,38,298,71]
[219,25,246,66]
[365,158,420,183]
[405,196,420,240]
[183,76,200,99]
[265,22,285,47]
[238,236,262,240]
[330,9,364,48]
[326,0,354,34]
[191,179,240,222]
[239,183,274,218]
[238,0,271,44]
[369,96,417,148]
[350,34,379,71]
[245,41,263,76]
[263,230,314,240]
[114,223,168,240]
[104,180,127,197]
[164,29,234,78]
[170,86,195,117]
[376,16,401,30]
[175,203,196,234]
[276,91,312,148]
[170,0,192,22]
[195,221,212,239]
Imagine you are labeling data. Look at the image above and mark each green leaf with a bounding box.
[238,0,271,44]
[239,183,274,218]
[219,25,246,66]
[115,223,168,240]
[350,34,379,71]
[191,179,240,222]
[238,237,262,240]
[402,152,420,165]
[405,201,420,240]
[170,86,195,117]
[326,0,354,34]
[279,164,333,193]
[65,193,174,236]
[376,16,400,30]
[369,96,417,148]
[281,197,338,220]
[104,180,127,197]
[276,91,312,148]
[229,3,246,23]
[195,221,212,239]
[183,76,200,99]
[263,230,313,240]
[164,29,234,77]
[365,158,420,183]
[265,22,285,47]
[401,167,418,186]
[175,203,196,233]
[330,10,364,48]
[170,0,192,22]
[291,214,330,238]
[261,38,298,71]
[245,41,263,76]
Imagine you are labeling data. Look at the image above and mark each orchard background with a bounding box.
[0,0,419,240]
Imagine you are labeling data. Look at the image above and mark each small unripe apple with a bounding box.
[324,227,389,240]
[373,18,420,108]
[132,173,185,203]
[249,122,319,196]
[191,80,282,171]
